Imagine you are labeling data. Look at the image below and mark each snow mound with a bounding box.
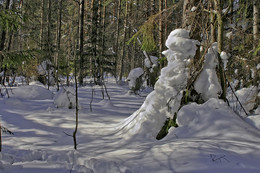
[54,87,77,109]
[29,81,45,86]
[246,114,260,130]
[11,85,53,100]
[97,99,114,108]
[168,98,260,139]
[117,29,199,140]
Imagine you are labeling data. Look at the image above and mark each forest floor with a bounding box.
[1,78,260,173]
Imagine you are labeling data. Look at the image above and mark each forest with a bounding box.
[0,0,260,172]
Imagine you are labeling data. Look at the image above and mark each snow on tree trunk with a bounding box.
[117,29,199,140]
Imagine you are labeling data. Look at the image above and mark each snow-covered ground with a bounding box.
[1,29,260,173]
[0,79,260,173]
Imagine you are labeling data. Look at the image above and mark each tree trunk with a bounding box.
[210,0,216,43]
[55,0,62,91]
[119,1,129,81]
[253,0,258,50]
[159,0,164,63]
[101,2,106,81]
[47,0,52,90]
[40,0,45,54]
[214,0,226,101]
[79,0,85,85]
[115,0,121,79]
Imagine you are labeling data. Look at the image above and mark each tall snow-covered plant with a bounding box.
[117,29,199,140]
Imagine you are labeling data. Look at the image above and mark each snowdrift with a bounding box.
[10,85,53,100]
[167,98,260,140]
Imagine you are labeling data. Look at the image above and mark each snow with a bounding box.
[115,29,200,140]
[54,87,78,109]
[235,86,258,113]
[0,29,260,172]
[126,67,144,89]
[257,63,260,70]
[144,56,158,68]
[220,51,229,70]
[191,6,197,12]
[0,79,260,173]
[194,43,222,101]
[165,29,200,58]
[10,85,54,100]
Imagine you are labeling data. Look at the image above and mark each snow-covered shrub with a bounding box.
[117,29,199,140]
[194,43,222,101]
[54,87,77,109]
[126,67,144,92]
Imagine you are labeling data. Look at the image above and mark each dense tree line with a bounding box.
[0,0,259,93]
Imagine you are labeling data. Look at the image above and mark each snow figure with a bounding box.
[194,43,222,101]
[126,67,144,92]
[117,29,200,140]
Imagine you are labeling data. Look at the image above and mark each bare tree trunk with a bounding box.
[47,0,52,90]
[164,0,168,41]
[55,0,62,91]
[159,0,164,63]
[40,0,45,54]
[253,0,258,50]
[79,0,85,85]
[228,1,233,52]
[101,1,106,81]
[210,0,216,43]
[214,0,226,101]
[119,1,129,81]
[73,48,79,150]
[115,0,121,80]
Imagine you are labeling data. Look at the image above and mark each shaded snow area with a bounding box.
[0,81,260,173]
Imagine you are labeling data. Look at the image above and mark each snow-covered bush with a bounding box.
[54,87,77,109]
[117,29,199,140]
[126,67,144,92]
